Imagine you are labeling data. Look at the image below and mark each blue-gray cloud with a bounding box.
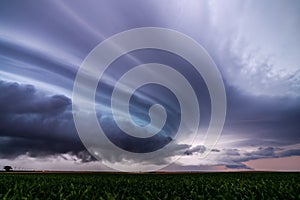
[0,0,299,170]
[0,81,85,159]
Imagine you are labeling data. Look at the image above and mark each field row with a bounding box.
[0,172,299,199]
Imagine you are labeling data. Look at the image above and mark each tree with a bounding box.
[3,166,13,172]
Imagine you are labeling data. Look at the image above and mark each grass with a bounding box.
[0,172,299,199]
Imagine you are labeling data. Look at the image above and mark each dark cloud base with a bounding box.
[1,79,300,170]
[0,80,90,161]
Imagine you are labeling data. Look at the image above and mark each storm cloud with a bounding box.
[0,80,85,159]
[0,0,299,170]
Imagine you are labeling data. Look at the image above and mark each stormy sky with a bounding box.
[0,0,300,171]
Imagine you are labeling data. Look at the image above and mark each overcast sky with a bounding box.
[0,0,300,171]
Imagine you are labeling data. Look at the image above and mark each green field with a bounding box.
[0,172,299,199]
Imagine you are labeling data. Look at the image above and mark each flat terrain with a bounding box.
[0,172,299,199]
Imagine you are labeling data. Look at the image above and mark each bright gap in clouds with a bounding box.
[208,0,300,97]
[161,0,300,97]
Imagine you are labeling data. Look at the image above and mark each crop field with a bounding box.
[0,172,299,199]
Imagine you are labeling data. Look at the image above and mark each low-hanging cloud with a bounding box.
[0,80,195,167]
[0,80,86,159]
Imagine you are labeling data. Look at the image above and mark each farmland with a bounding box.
[0,172,299,199]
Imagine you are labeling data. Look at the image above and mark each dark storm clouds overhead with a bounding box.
[0,81,70,115]
[0,80,87,159]
[0,0,300,169]
[0,80,189,162]
[1,79,299,165]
